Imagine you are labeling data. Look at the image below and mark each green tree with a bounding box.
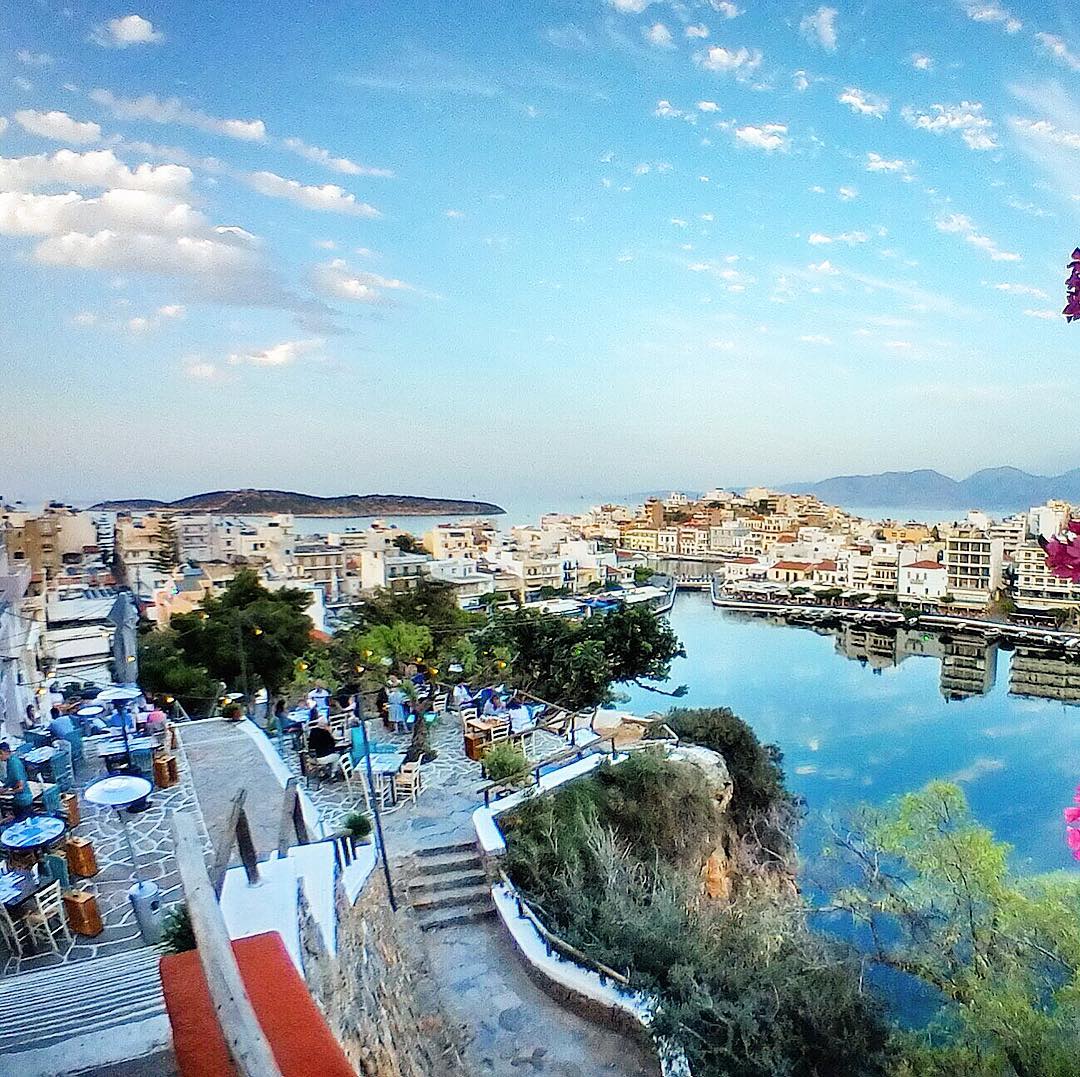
[350,621,433,669]
[391,532,426,554]
[633,566,655,585]
[154,516,180,571]
[827,781,1080,1077]
[169,569,313,701]
[137,627,220,715]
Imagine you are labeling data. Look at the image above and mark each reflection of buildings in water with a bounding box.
[833,625,944,671]
[1009,647,1080,704]
[940,637,998,701]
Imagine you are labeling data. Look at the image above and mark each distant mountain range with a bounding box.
[785,467,1080,510]
[90,489,505,517]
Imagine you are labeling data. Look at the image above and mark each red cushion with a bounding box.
[160,931,353,1077]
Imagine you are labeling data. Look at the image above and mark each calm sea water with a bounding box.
[621,592,1080,876]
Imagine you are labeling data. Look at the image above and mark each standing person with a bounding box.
[49,706,84,765]
[375,684,389,725]
[452,681,472,711]
[272,698,288,734]
[387,684,407,733]
[0,742,34,820]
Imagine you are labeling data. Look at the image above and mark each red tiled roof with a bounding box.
[731,556,759,564]
[812,560,838,571]
[906,560,945,570]
[772,561,812,571]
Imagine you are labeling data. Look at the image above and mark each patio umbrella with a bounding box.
[95,684,143,765]
[107,591,140,684]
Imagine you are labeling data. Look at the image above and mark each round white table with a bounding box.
[84,776,152,883]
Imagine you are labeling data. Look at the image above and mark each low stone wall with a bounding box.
[299,872,469,1077]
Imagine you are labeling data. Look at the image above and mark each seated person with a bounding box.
[307,719,342,778]
[483,692,507,717]
[144,705,168,735]
[452,682,472,710]
[0,742,34,820]
[109,706,136,732]
[507,697,533,734]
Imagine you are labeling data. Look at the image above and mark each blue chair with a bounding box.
[41,783,62,816]
[61,727,84,767]
[48,742,75,793]
[130,747,154,787]
[40,852,70,891]
[25,729,51,749]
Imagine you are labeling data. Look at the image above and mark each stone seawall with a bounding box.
[299,872,469,1077]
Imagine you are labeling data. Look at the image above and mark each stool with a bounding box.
[61,792,80,828]
[66,836,99,878]
[63,891,103,937]
[153,754,179,789]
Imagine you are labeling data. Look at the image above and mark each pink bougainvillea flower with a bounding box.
[1044,530,1080,581]
[1071,247,1080,262]
[1068,829,1080,850]
[1066,807,1080,823]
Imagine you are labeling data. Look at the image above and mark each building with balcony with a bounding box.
[944,528,1004,607]
[1011,541,1080,610]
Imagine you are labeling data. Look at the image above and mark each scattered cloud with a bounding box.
[1010,117,1080,151]
[800,7,838,52]
[311,258,415,302]
[90,14,164,48]
[184,361,218,380]
[544,24,591,49]
[808,259,840,274]
[865,151,914,178]
[1023,308,1059,319]
[961,1,1021,34]
[0,148,192,195]
[644,23,675,49]
[694,45,763,76]
[89,89,266,142]
[13,110,102,145]
[901,101,997,150]
[993,282,1048,298]
[799,333,833,344]
[606,0,652,12]
[246,171,380,216]
[281,138,393,177]
[936,212,1020,261]
[16,50,52,67]
[838,185,858,200]
[685,24,709,39]
[734,123,787,151]
[792,70,810,92]
[445,208,465,219]
[807,230,869,244]
[696,100,720,112]
[713,2,742,17]
[1035,34,1080,74]
[226,339,323,367]
[910,53,934,70]
[838,87,888,118]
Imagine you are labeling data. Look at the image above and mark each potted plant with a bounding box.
[482,743,530,786]
[343,811,373,843]
[161,903,196,954]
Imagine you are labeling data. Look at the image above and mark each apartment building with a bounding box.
[1011,541,1080,610]
[427,558,495,608]
[944,528,1004,607]
[3,506,97,582]
[358,548,432,593]
[294,542,348,601]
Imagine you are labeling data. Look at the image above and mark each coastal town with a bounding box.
[2,486,1078,724]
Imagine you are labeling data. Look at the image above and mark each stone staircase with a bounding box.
[0,946,167,1064]
[407,840,493,931]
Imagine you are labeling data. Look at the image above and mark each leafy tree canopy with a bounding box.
[137,627,219,715]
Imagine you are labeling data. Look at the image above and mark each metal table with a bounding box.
[0,868,46,908]
[0,814,66,854]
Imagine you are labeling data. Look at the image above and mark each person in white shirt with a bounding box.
[452,682,472,710]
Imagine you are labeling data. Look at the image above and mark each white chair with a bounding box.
[395,762,422,805]
[339,754,368,809]
[489,723,510,746]
[0,901,34,958]
[24,880,72,952]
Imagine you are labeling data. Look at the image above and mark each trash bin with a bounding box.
[129,880,163,945]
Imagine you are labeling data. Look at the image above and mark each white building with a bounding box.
[0,545,40,738]
[1012,541,1080,611]
[427,559,496,608]
[944,528,1004,606]
[898,560,948,601]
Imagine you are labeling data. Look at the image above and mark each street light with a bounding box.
[352,669,397,910]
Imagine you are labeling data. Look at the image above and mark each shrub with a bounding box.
[482,743,530,784]
[161,903,196,953]
[343,812,372,840]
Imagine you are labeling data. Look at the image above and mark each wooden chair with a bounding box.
[0,901,34,958]
[459,704,478,724]
[395,762,422,805]
[489,723,510,746]
[338,754,368,808]
[371,771,393,809]
[300,751,333,790]
[24,880,72,952]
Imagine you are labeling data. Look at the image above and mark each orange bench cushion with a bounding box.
[159,931,353,1077]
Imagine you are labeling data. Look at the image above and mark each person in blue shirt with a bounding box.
[49,706,84,766]
[0,742,34,820]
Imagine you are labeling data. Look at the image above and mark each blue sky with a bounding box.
[4,0,1080,505]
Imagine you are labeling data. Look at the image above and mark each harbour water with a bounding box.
[621,591,1080,875]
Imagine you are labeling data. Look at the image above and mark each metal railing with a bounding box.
[479,735,619,806]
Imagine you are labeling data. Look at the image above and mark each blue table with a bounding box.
[1,815,66,853]
[0,868,45,908]
[23,747,56,767]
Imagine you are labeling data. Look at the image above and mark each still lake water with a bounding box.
[621,592,1080,876]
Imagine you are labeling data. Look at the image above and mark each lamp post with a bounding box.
[353,656,397,910]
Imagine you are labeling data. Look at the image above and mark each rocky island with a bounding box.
[89,488,505,517]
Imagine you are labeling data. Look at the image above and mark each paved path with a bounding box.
[179,720,287,861]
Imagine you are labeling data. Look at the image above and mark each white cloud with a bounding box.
[962,1,1021,34]
[226,339,323,367]
[838,185,858,200]
[16,50,52,67]
[158,303,185,318]
[808,259,840,274]
[713,2,741,17]
[72,311,98,327]
[901,101,997,150]
[89,89,266,142]
[1035,33,1080,73]
[607,0,652,12]
[445,209,465,219]
[312,258,415,302]
[792,70,810,92]
[800,6,838,51]
[185,361,218,380]
[1023,308,1059,320]
[281,138,393,177]
[838,87,888,118]
[654,100,682,118]
[800,333,832,344]
[734,123,787,150]
[13,110,102,145]
[0,149,192,195]
[645,23,675,48]
[90,14,164,48]
[0,188,210,238]
[685,24,709,39]
[884,339,914,350]
[696,100,720,112]
[246,171,380,216]
[911,53,934,70]
[935,212,1019,261]
[808,230,868,244]
[694,45,763,75]
[865,151,913,177]
[1010,117,1080,151]
[991,282,1046,299]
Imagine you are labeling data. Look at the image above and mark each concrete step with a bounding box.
[409,883,491,912]
[416,903,496,931]
[408,867,487,895]
[414,840,478,859]
[412,851,482,876]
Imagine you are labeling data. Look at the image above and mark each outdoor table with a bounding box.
[23,746,56,767]
[0,867,46,909]
[23,727,52,749]
[0,814,66,855]
[0,780,58,812]
[96,735,154,759]
[365,752,407,802]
